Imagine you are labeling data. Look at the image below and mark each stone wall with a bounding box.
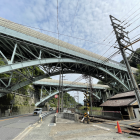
[13,94,35,106]
[0,106,35,117]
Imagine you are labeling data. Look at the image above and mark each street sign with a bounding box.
[55,95,58,98]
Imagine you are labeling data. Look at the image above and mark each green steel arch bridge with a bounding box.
[33,79,111,106]
[0,17,137,98]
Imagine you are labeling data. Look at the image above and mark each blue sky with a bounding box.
[0,0,140,103]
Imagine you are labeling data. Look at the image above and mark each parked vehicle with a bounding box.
[33,108,42,115]
[49,108,53,111]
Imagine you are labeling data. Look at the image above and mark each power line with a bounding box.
[129,24,140,33]
[131,34,140,41]
[121,1,140,23]
[126,16,140,28]
[0,18,115,47]
[123,12,140,26]
[57,0,59,52]
[70,0,79,32]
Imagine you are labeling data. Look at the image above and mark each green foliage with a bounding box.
[0,93,14,105]
[33,67,44,76]
[50,104,56,107]
[97,80,106,85]
[47,92,77,108]
[120,48,140,68]
[31,103,35,106]
[135,64,140,84]
[23,101,28,106]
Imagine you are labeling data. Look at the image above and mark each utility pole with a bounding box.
[74,91,79,108]
[89,76,93,115]
[110,15,140,108]
[59,63,61,113]
[61,67,65,112]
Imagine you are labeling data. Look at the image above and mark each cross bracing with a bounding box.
[0,17,138,97]
[33,79,109,89]
[35,87,108,107]
[34,79,113,106]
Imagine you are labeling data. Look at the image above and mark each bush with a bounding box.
[31,103,35,106]
[50,104,56,107]
[23,101,28,106]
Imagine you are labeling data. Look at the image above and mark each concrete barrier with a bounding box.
[55,113,79,123]
[64,113,75,120]
[74,114,79,123]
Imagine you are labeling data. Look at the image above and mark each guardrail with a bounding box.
[39,110,56,122]
[75,109,122,120]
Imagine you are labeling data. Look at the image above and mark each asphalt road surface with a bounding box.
[0,113,41,140]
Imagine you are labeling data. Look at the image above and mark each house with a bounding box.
[100,91,139,119]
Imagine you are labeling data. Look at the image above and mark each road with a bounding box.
[0,113,43,140]
[21,115,140,140]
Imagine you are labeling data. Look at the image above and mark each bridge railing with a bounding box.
[0,17,138,73]
[107,59,126,68]
[0,17,125,67]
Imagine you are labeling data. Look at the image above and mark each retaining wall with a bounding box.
[0,106,35,117]
[55,113,79,123]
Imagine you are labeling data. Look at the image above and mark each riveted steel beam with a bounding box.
[0,58,129,90]
[35,88,101,107]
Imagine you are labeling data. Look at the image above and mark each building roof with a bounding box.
[130,100,138,106]
[100,98,136,107]
[110,91,135,99]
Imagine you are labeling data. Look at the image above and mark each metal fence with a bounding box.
[75,109,122,119]
[39,110,56,121]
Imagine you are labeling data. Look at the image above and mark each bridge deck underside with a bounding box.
[0,19,136,98]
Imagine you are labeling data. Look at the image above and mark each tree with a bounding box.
[135,64,140,84]
[120,48,140,68]
[97,80,106,85]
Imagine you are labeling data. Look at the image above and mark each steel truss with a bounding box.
[0,30,135,97]
[35,86,105,107]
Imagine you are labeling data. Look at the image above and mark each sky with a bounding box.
[0,0,140,104]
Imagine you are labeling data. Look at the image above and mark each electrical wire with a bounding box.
[121,1,140,23]
[70,0,79,32]
[123,12,140,26]
[126,16,140,28]
[131,34,140,41]
[0,18,114,47]
[66,2,140,86]
[57,0,59,53]
[129,24,140,33]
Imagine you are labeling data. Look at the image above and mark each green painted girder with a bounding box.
[0,22,137,95]
[0,25,128,71]
[35,87,101,107]
[33,80,109,90]
[0,58,130,91]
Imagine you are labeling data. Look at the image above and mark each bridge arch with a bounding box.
[0,18,135,96]
[35,87,101,107]
[2,58,130,94]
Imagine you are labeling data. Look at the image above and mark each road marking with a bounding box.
[0,114,31,122]
[36,123,42,128]
[13,125,33,140]
[129,123,136,125]
[93,125,110,131]
[13,122,38,140]
[48,123,56,126]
